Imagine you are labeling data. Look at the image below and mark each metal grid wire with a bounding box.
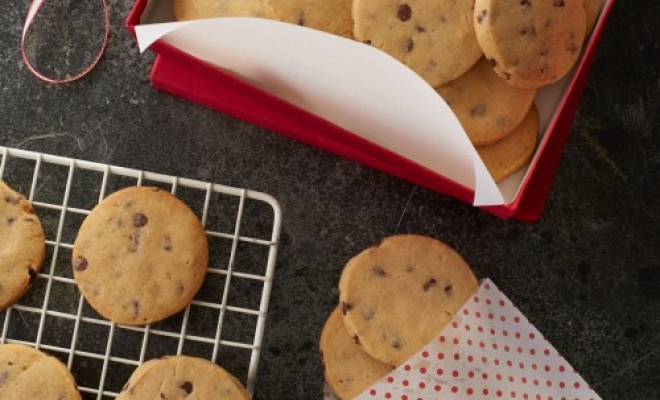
[0,146,282,399]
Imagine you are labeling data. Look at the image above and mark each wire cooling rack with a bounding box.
[0,146,282,399]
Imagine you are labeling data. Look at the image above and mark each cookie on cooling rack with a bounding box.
[117,355,250,400]
[0,343,82,400]
[338,235,478,366]
[0,180,46,310]
[72,186,208,325]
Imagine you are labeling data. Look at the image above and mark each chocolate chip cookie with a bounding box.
[0,181,45,310]
[476,104,539,183]
[436,57,537,146]
[173,0,269,21]
[265,0,353,37]
[117,355,250,400]
[0,344,82,400]
[353,0,483,87]
[474,0,587,89]
[320,306,394,400]
[338,235,478,366]
[72,186,208,325]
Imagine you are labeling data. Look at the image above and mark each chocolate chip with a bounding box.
[553,0,565,7]
[160,394,167,399]
[341,301,353,315]
[521,25,537,36]
[180,381,193,395]
[520,0,531,8]
[397,4,412,21]
[73,256,89,272]
[405,38,414,52]
[363,39,372,45]
[503,72,512,80]
[162,236,172,251]
[28,267,37,283]
[132,213,148,228]
[372,266,387,277]
[423,278,438,291]
[415,25,426,32]
[361,306,375,321]
[6,217,15,224]
[130,299,140,315]
[0,370,9,385]
[391,340,402,349]
[4,196,20,205]
[444,284,453,293]
[487,58,498,68]
[353,335,361,345]
[130,231,141,253]
[470,104,487,117]
[539,48,550,56]
[296,12,305,26]
[476,9,487,24]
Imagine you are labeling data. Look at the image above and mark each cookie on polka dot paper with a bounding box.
[345,279,604,400]
[338,235,478,366]
[72,186,208,325]
[320,306,394,400]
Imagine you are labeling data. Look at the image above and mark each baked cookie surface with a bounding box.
[474,0,587,88]
[173,0,268,21]
[266,0,353,37]
[338,235,478,366]
[584,0,601,38]
[436,57,537,146]
[0,181,45,310]
[0,344,82,400]
[117,355,250,400]
[353,0,482,87]
[72,186,208,325]
[320,306,394,400]
[477,104,539,183]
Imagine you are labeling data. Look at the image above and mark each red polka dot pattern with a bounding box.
[323,280,601,400]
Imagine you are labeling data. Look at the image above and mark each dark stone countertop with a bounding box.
[1,1,659,399]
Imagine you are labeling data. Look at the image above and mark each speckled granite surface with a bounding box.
[0,1,659,399]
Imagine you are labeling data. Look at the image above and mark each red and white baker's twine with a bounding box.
[21,0,109,84]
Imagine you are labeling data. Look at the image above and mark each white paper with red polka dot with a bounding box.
[323,279,601,400]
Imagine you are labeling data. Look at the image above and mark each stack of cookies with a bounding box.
[172,0,601,184]
[320,235,479,399]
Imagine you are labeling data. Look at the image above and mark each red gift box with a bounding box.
[126,0,615,222]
